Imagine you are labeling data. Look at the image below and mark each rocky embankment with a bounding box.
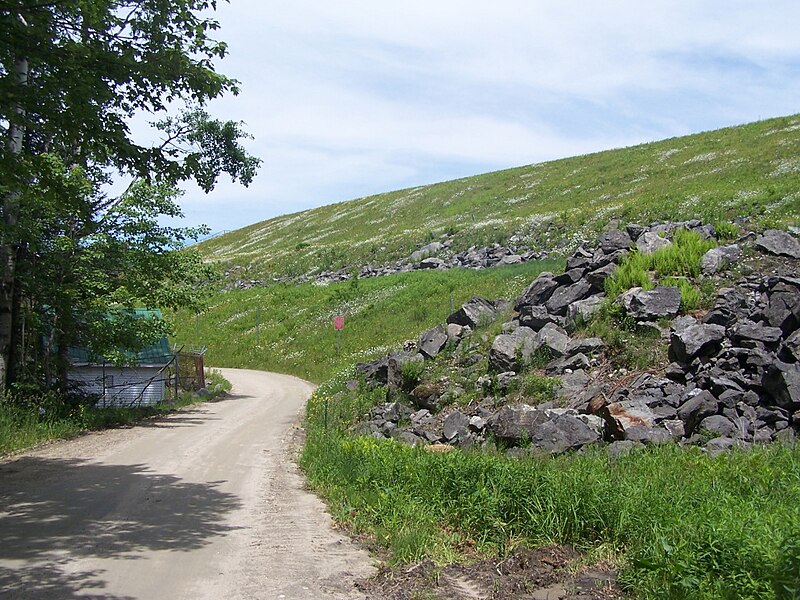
[354,223,800,456]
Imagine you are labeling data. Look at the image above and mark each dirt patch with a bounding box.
[356,545,623,599]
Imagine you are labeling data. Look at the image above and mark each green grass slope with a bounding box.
[172,259,559,382]
[199,114,800,281]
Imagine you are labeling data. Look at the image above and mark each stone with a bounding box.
[411,409,433,424]
[418,324,448,359]
[586,263,617,291]
[392,430,425,447]
[599,398,657,440]
[554,268,586,286]
[566,337,606,356]
[519,304,561,331]
[607,440,643,459]
[782,330,800,362]
[636,231,672,255]
[355,356,389,387]
[669,323,726,364]
[418,257,446,269]
[624,425,672,445]
[697,415,741,439]
[705,437,742,457]
[536,323,571,358]
[498,254,523,265]
[567,295,605,325]
[489,327,537,373]
[488,404,546,442]
[626,224,646,241]
[496,371,519,391]
[621,286,682,321]
[545,280,593,316]
[700,245,742,275]
[469,415,487,432]
[663,419,686,439]
[515,273,558,310]
[448,297,497,328]
[730,320,782,346]
[528,413,602,454]
[677,390,719,434]
[410,382,443,411]
[443,411,470,442]
[545,353,589,375]
[446,323,466,344]
[763,361,800,409]
[410,241,444,262]
[764,282,800,334]
[387,351,425,394]
[599,229,633,253]
[754,229,800,259]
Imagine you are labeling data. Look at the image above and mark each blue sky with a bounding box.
[164,0,800,234]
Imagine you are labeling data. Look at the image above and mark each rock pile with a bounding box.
[353,224,799,456]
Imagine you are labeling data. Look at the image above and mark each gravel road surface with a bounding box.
[0,368,375,599]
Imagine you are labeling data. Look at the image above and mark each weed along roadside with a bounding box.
[292,222,800,600]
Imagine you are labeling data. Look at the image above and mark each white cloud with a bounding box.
[165,0,800,231]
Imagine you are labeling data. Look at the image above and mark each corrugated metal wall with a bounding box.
[70,367,166,407]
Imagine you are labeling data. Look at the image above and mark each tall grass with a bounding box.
[605,229,716,307]
[301,376,800,599]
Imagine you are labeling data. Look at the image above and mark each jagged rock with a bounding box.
[705,437,745,457]
[418,257,446,269]
[448,297,497,328]
[621,286,682,320]
[392,430,425,447]
[469,415,487,432]
[545,280,593,316]
[446,323,466,344]
[763,361,800,409]
[499,254,523,265]
[356,356,389,387]
[663,419,686,439]
[536,323,571,358]
[554,268,586,286]
[636,232,672,255]
[556,370,594,407]
[489,327,537,373]
[599,229,632,253]
[488,404,546,442]
[782,330,800,362]
[443,411,470,441]
[410,242,444,262]
[519,304,563,330]
[410,382,443,410]
[515,273,558,309]
[730,320,782,346]
[599,399,657,440]
[677,390,719,434]
[607,440,643,459]
[763,281,800,334]
[545,353,589,375]
[755,229,800,259]
[703,288,753,327]
[527,412,602,454]
[418,324,448,359]
[626,224,646,241]
[697,415,741,439]
[496,371,519,391]
[567,295,605,324]
[700,245,742,275]
[387,351,424,394]
[624,425,672,445]
[566,337,606,357]
[669,323,726,364]
[586,263,617,291]
[411,409,433,424]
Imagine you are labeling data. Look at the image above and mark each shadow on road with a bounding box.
[0,457,242,598]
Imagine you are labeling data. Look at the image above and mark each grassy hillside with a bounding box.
[199,114,800,281]
[172,259,560,382]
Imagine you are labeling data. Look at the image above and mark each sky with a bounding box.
[163,0,800,234]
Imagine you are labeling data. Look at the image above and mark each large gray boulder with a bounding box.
[636,232,672,255]
[488,327,537,372]
[764,281,800,334]
[545,280,593,316]
[418,324,448,359]
[755,229,800,259]
[527,412,602,454]
[536,323,571,358]
[700,245,742,275]
[567,295,604,324]
[598,398,657,440]
[621,286,682,320]
[410,241,444,262]
[677,390,719,434]
[669,323,726,364]
[488,404,546,442]
[447,297,497,328]
[763,361,800,410]
[599,229,633,253]
[443,410,470,442]
[515,273,559,309]
[387,351,425,394]
[519,304,563,331]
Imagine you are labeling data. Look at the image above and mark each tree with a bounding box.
[0,1,260,391]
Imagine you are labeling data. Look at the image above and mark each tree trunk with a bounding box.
[0,52,29,394]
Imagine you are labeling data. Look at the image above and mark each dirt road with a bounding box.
[0,368,375,599]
